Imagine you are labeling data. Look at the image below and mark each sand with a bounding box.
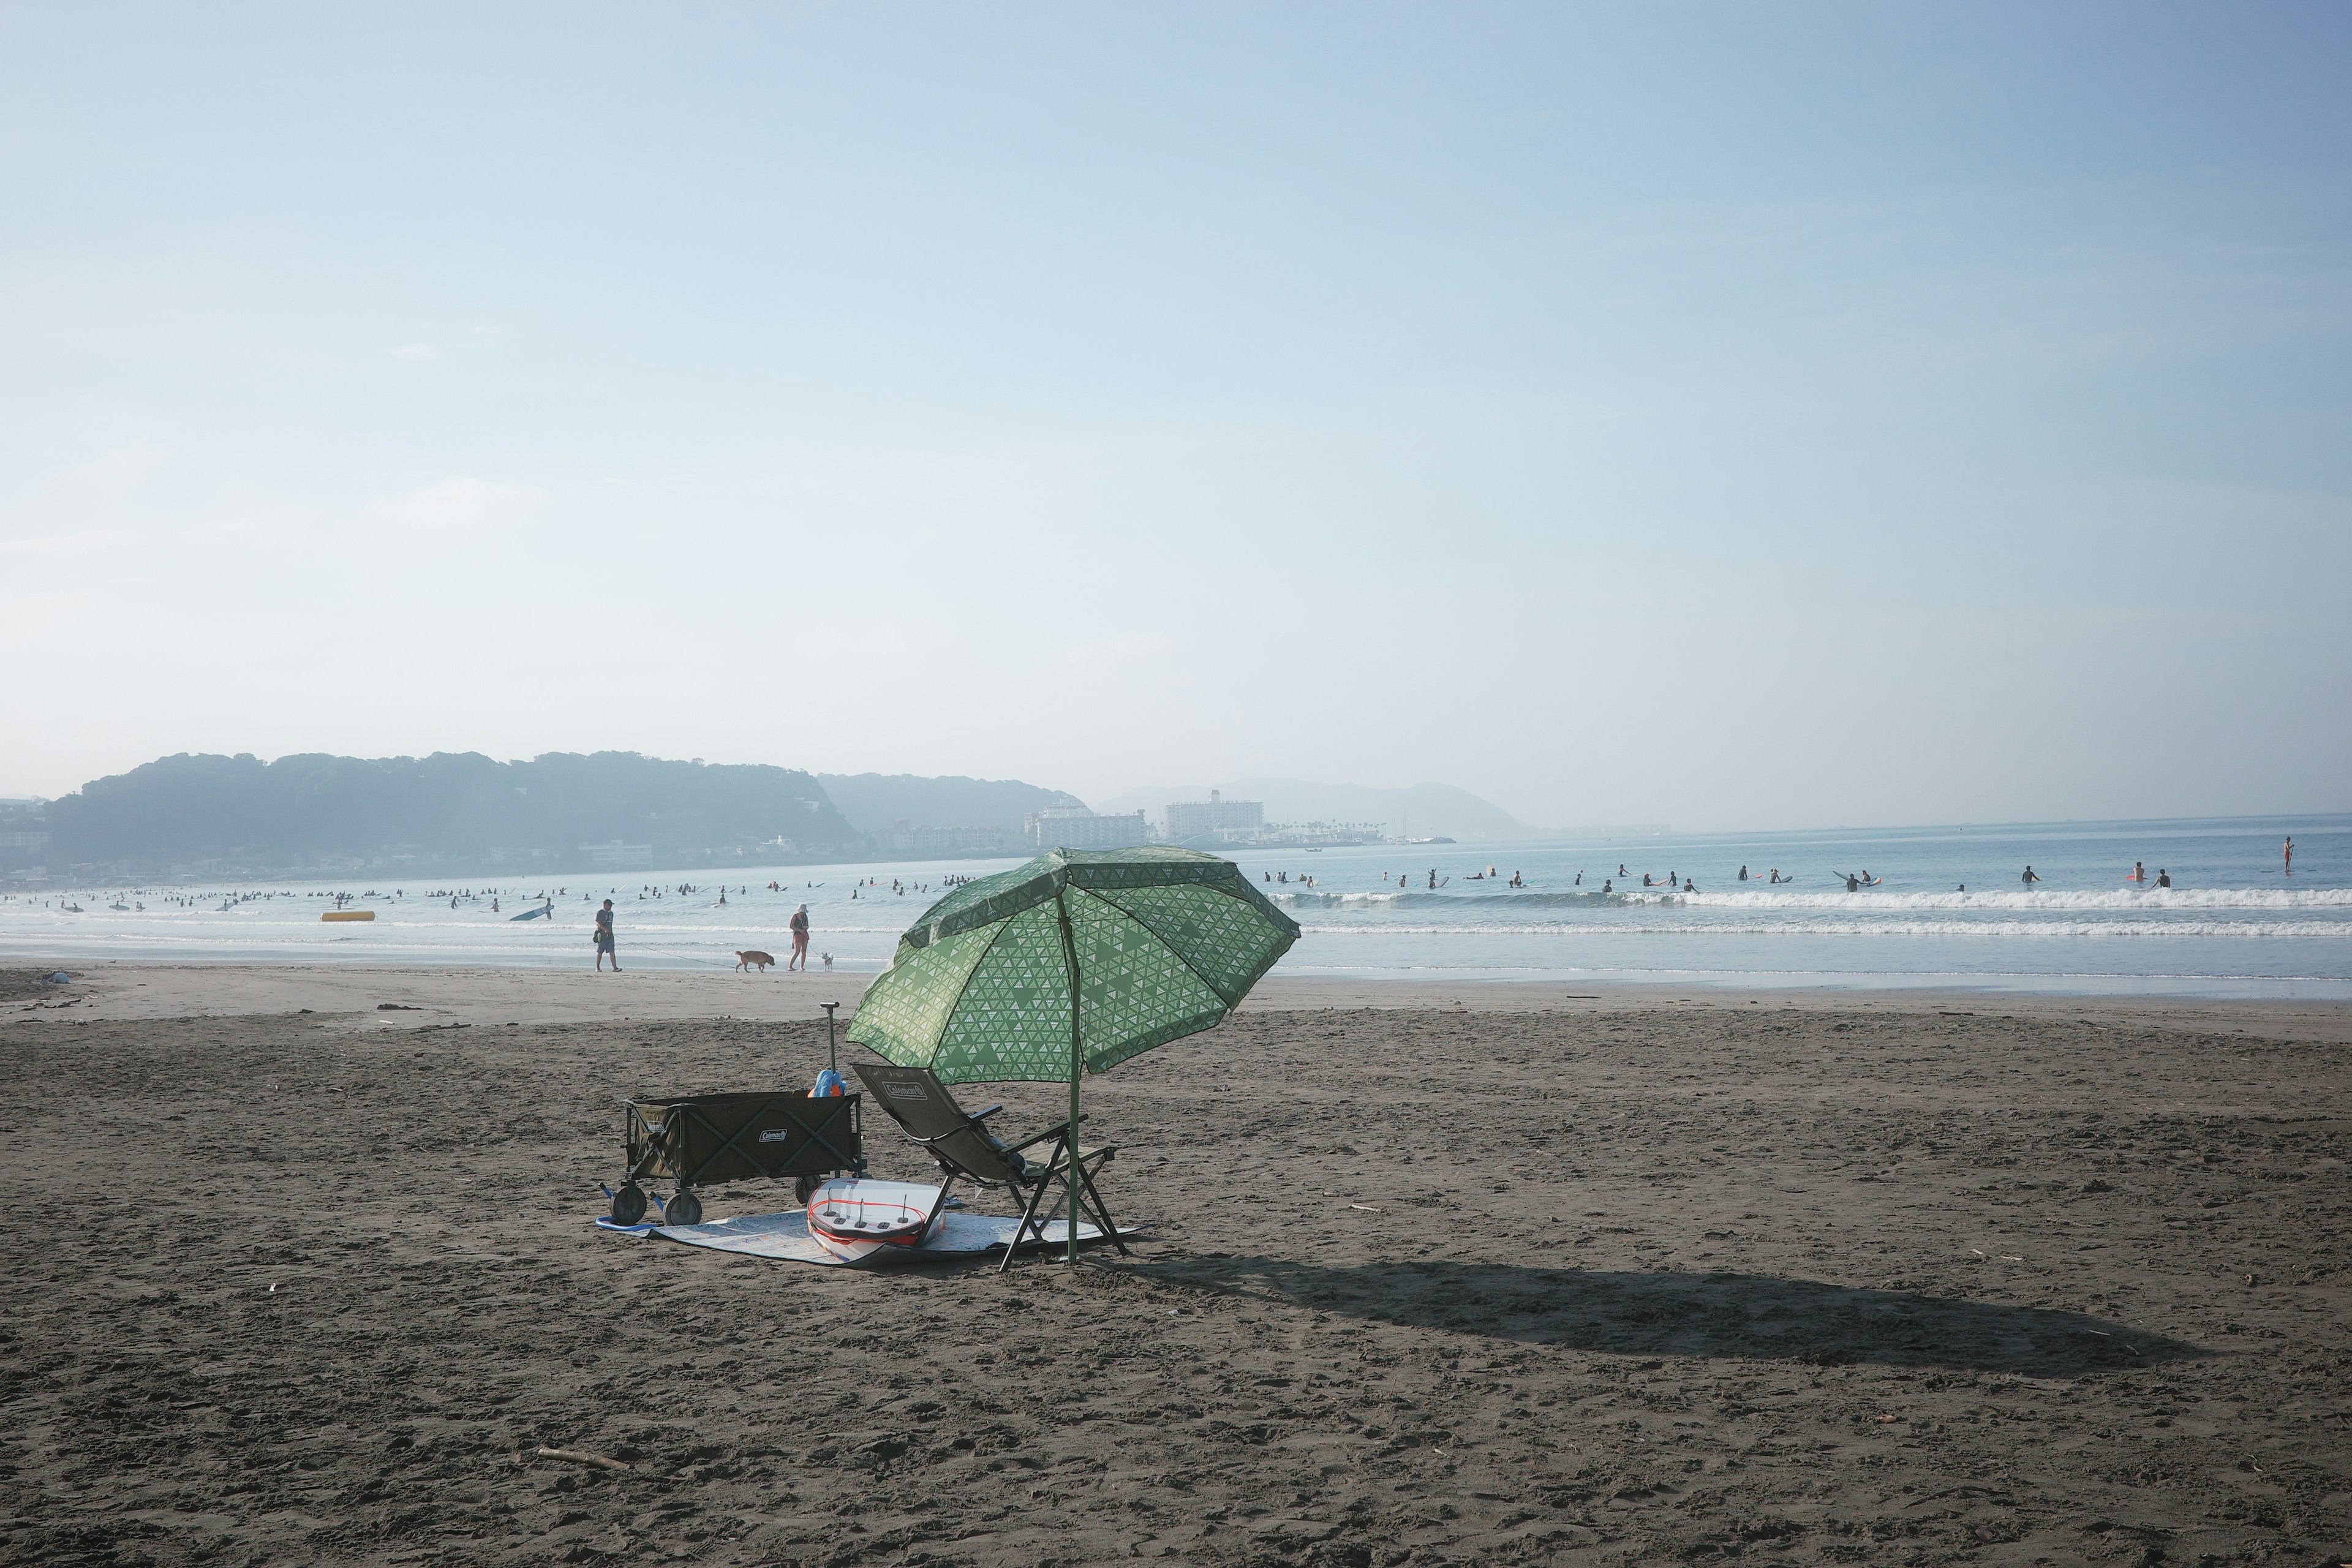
[3,964,2348,1567]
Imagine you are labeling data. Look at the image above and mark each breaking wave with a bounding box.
[1275,887,2352,912]
[1298,921,2352,940]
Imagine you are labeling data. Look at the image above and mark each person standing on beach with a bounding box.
[594,899,619,972]
[789,903,811,970]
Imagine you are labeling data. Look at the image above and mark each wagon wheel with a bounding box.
[794,1174,821,1206]
[609,1183,648,1226]
[665,1189,704,1226]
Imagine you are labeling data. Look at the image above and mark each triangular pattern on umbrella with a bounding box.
[845,846,1300,1087]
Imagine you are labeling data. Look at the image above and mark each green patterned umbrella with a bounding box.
[846,845,1301,1260]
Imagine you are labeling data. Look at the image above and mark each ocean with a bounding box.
[4,813,2346,1000]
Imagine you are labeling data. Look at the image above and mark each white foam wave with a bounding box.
[1668,888,2352,912]
[1298,921,2352,940]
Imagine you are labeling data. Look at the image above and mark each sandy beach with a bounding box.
[4,963,2348,1566]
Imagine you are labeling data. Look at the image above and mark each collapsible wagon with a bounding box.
[608,1091,864,1226]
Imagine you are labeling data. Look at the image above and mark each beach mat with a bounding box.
[595,1207,1137,1266]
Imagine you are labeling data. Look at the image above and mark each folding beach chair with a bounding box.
[851,1062,1126,1271]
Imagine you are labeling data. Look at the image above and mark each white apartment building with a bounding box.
[1164,790,1264,843]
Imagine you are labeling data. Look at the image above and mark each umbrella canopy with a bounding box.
[845,845,1301,1258]
[850,845,1300,1082]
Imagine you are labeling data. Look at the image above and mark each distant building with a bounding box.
[1164,790,1265,844]
[881,823,1012,854]
[581,840,654,870]
[1023,809,1150,851]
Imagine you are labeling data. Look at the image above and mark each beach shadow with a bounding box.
[1128,1255,2199,1374]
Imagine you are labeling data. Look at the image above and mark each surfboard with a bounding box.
[321,910,375,922]
[805,1178,948,1264]
[509,905,551,921]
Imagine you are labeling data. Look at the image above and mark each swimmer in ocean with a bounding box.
[2022,865,2041,886]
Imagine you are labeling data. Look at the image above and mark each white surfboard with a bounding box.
[805,1178,948,1264]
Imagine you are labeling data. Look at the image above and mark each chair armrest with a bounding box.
[1008,1112,1088,1153]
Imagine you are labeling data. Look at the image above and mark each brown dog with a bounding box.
[734,950,776,973]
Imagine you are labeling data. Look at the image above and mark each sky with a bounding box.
[2,3,2347,831]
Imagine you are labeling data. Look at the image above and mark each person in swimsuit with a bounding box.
[789,903,811,970]
[594,899,619,971]
[2284,837,2293,875]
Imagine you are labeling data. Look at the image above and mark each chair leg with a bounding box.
[922,1172,959,1236]
[1003,1137,1067,1273]
[1071,1152,1129,1256]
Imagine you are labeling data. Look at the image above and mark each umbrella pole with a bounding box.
[1054,884,1082,1264]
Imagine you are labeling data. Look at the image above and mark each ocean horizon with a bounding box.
[5,811,2346,1001]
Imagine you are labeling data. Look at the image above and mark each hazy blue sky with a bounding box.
[4,4,2346,830]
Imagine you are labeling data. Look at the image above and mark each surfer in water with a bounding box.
[1600,878,1612,894]
[1842,872,1860,892]
[2284,836,2293,875]
[1739,865,1748,881]
[2157,869,2172,888]
[2021,865,2041,887]
[2128,861,2146,883]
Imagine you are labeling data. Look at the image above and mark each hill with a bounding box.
[46,752,862,876]
[1095,778,1537,842]
[814,773,1085,835]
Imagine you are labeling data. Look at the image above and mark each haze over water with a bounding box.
[7,815,2345,1001]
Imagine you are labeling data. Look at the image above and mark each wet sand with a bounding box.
[2,966,2348,1566]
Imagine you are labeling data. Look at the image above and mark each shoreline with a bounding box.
[10,960,2351,1042]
